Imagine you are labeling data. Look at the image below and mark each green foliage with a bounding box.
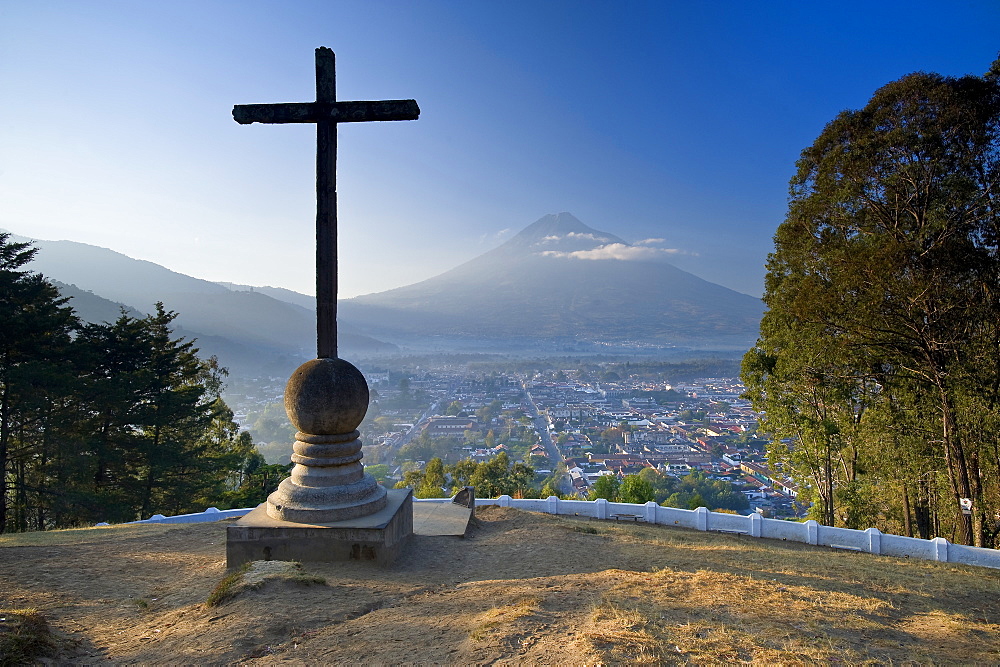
[469,452,535,498]
[687,493,707,510]
[397,431,461,464]
[72,305,237,521]
[597,427,623,448]
[0,234,78,532]
[742,58,1000,546]
[446,458,479,491]
[0,234,262,532]
[661,472,748,512]
[364,464,390,485]
[636,467,678,504]
[640,388,685,403]
[676,409,706,423]
[475,400,503,424]
[254,440,292,465]
[539,482,563,499]
[538,461,569,497]
[398,453,536,499]
[619,475,656,504]
[394,469,424,490]
[416,458,447,498]
[245,402,295,448]
[221,457,291,508]
[588,475,620,501]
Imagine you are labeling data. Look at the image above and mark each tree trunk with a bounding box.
[902,483,913,537]
[140,422,161,521]
[0,384,8,535]
[15,457,26,532]
[915,477,932,540]
[937,385,975,545]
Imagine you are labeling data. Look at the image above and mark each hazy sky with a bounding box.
[2,1,998,299]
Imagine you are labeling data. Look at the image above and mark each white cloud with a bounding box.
[635,237,665,246]
[539,242,698,261]
[541,243,660,261]
[565,232,609,242]
[479,228,513,245]
[534,231,613,246]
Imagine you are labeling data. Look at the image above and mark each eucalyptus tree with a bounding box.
[744,59,1000,545]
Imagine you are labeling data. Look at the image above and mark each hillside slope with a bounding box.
[1,507,997,664]
[342,213,763,349]
[7,232,395,376]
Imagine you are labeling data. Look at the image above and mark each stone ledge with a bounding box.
[226,488,412,568]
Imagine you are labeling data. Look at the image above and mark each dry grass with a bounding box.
[469,594,542,641]
[1,506,999,664]
[557,517,1000,664]
[207,560,326,607]
[0,608,55,666]
[205,561,252,607]
[0,522,187,548]
[587,597,668,663]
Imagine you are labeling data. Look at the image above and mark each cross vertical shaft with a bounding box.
[229,47,420,539]
[233,47,418,361]
[315,47,337,358]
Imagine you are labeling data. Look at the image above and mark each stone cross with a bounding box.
[233,47,419,358]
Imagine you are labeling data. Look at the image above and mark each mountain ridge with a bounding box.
[6,213,762,360]
[341,213,762,350]
[6,232,395,377]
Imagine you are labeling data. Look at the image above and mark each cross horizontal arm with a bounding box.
[233,100,419,125]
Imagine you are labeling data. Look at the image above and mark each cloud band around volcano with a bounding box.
[539,242,693,261]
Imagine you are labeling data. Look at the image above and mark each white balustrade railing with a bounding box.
[121,496,1000,570]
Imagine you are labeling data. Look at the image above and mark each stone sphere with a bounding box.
[284,357,369,435]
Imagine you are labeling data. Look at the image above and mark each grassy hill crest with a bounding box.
[1,506,998,663]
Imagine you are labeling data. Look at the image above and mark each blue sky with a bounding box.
[1,1,998,299]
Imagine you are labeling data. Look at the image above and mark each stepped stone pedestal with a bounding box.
[226,357,412,567]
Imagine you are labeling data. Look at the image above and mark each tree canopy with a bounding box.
[742,58,1000,546]
[0,234,273,531]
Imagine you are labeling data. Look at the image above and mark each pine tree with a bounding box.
[0,234,78,533]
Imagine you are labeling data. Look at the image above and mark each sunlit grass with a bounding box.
[0,608,54,666]
[469,595,541,641]
[0,522,188,547]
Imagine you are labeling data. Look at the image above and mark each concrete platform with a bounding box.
[412,501,473,536]
[226,488,412,568]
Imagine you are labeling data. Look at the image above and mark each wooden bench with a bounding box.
[611,513,644,522]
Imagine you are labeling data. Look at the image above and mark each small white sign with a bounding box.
[960,498,973,515]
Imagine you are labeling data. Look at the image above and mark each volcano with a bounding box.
[339,213,762,350]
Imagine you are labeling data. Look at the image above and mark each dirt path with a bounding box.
[2,506,999,664]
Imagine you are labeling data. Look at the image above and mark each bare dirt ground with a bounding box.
[2,505,1000,665]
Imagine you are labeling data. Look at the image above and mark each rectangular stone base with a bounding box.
[226,488,412,568]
